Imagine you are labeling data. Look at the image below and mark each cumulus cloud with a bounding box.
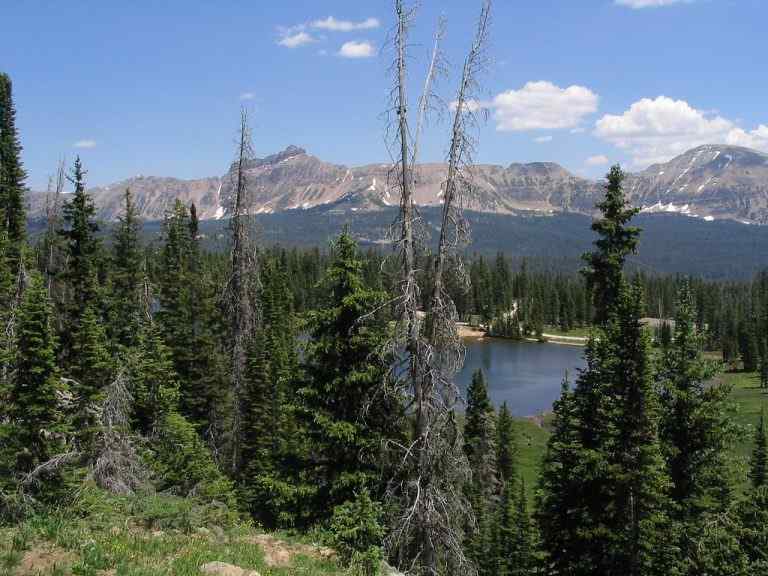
[595,96,768,166]
[311,16,380,32]
[277,30,315,48]
[615,0,693,8]
[488,81,599,132]
[74,139,96,149]
[586,154,610,166]
[534,135,553,143]
[338,41,374,59]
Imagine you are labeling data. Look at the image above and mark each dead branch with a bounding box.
[223,107,261,474]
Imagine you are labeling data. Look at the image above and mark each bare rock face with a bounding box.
[626,145,768,223]
[199,561,261,576]
[27,144,768,224]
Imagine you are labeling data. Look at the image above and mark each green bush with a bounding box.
[327,490,384,576]
[149,412,237,511]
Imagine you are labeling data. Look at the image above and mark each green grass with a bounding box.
[0,490,343,576]
[541,326,591,338]
[513,418,550,497]
[721,371,768,490]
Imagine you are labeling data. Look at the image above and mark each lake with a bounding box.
[457,339,586,417]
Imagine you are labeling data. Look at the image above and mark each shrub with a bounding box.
[327,490,384,576]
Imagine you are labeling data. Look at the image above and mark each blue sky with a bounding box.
[2,0,766,190]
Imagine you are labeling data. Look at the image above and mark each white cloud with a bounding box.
[594,96,768,166]
[615,0,692,8]
[586,154,610,166]
[74,139,96,149]
[489,81,599,132]
[534,135,553,143]
[338,41,374,59]
[311,16,380,32]
[240,92,255,101]
[277,30,315,48]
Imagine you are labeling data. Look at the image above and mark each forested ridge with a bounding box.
[2,2,768,573]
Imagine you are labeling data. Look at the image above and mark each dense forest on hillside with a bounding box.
[2,1,768,573]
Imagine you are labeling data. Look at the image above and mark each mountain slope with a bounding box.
[27,144,768,224]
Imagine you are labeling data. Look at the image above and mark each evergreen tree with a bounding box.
[0,73,27,272]
[7,274,65,478]
[131,319,179,436]
[736,485,768,571]
[58,156,101,357]
[496,402,516,485]
[537,376,586,575]
[506,479,536,576]
[239,257,297,526]
[69,303,113,444]
[581,165,640,325]
[109,189,143,350]
[604,284,672,576]
[659,283,732,522]
[463,369,499,575]
[295,231,403,524]
[157,200,224,432]
[750,410,767,489]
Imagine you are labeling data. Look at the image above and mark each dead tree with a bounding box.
[44,159,66,297]
[224,107,260,475]
[384,2,491,575]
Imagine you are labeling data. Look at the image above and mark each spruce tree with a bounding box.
[7,273,65,476]
[604,283,672,576]
[537,376,587,575]
[750,410,767,489]
[0,73,27,272]
[131,319,179,436]
[581,165,640,325]
[58,156,101,359]
[496,402,516,485]
[69,303,113,443]
[295,231,403,524]
[506,479,536,576]
[239,256,297,526]
[109,189,143,350]
[157,200,224,432]
[463,369,499,576]
[659,282,732,522]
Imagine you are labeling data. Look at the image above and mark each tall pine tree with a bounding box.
[0,73,27,273]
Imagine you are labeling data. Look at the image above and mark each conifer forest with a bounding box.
[2,1,768,575]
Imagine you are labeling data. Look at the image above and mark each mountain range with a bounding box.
[28,144,768,225]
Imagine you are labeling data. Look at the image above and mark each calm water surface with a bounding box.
[457,339,586,416]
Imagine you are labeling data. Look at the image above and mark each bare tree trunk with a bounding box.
[45,159,65,297]
[227,107,259,475]
[384,3,490,575]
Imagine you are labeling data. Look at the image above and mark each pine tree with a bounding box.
[750,410,767,489]
[0,73,27,273]
[109,189,143,350]
[157,200,224,432]
[506,479,536,576]
[605,284,673,576]
[69,303,113,443]
[7,273,65,477]
[581,165,640,325]
[537,376,586,575]
[659,283,732,522]
[58,156,101,359]
[496,402,516,485]
[239,257,297,526]
[131,319,179,436]
[463,369,499,576]
[295,231,403,524]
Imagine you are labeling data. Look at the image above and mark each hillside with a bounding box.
[119,209,768,280]
[28,144,768,224]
